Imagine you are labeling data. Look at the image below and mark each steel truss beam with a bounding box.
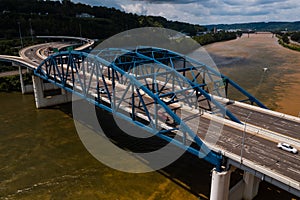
[34,47,267,172]
[35,49,223,171]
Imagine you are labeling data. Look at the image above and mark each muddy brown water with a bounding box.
[0,33,299,199]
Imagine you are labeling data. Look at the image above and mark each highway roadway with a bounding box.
[65,60,300,188]
[19,42,73,66]
[3,42,300,195]
[0,42,72,69]
[196,115,300,182]
[227,103,300,141]
[89,66,300,193]
[0,36,95,70]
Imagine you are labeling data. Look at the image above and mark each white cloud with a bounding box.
[73,0,300,25]
[120,3,148,15]
[72,0,121,9]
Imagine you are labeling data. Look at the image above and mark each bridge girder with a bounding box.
[34,47,267,171]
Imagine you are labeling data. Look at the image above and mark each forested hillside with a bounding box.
[0,0,205,40]
[206,21,300,32]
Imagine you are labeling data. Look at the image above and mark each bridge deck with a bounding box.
[196,116,300,183]
[2,44,300,195]
[227,104,300,140]
[92,74,300,185]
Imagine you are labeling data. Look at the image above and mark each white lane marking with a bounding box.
[288,167,300,175]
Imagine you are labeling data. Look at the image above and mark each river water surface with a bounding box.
[1,33,299,199]
[1,92,216,200]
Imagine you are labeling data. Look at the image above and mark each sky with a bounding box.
[71,0,300,25]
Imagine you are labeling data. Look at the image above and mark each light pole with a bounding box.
[17,22,24,48]
[79,23,84,45]
[79,24,82,38]
[240,111,252,164]
[29,18,33,42]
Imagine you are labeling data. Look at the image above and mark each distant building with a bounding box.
[2,10,10,14]
[227,29,241,32]
[169,33,190,40]
[212,27,224,33]
[213,27,217,33]
[196,31,207,36]
[76,13,95,18]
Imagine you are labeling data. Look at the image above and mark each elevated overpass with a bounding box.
[0,36,94,93]
[0,42,299,199]
[0,36,95,68]
[36,35,95,51]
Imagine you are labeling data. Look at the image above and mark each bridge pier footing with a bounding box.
[32,75,72,108]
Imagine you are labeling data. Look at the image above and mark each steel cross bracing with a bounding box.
[93,47,266,121]
[34,47,267,171]
[133,47,267,109]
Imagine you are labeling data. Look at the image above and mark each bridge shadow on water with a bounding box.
[51,100,244,199]
[52,101,297,200]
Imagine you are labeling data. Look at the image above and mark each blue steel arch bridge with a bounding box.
[34,46,267,172]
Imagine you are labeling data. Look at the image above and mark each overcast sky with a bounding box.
[72,0,300,25]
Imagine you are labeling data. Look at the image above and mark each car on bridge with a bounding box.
[99,88,107,94]
[277,142,298,154]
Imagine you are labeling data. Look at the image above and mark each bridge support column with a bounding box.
[243,172,261,200]
[18,66,25,94]
[32,75,72,108]
[16,65,33,94]
[210,168,232,200]
[229,172,261,200]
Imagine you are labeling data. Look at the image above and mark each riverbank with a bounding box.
[204,33,300,116]
[0,73,32,91]
[277,35,300,52]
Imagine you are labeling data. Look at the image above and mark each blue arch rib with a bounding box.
[97,47,242,124]
[34,50,223,171]
[145,47,268,109]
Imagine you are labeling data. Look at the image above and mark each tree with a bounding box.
[291,32,300,43]
[282,34,290,44]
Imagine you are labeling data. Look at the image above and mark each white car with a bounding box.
[99,88,107,94]
[277,143,298,154]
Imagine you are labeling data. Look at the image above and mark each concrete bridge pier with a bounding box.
[18,66,25,93]
[229,172,261,200]
[210,168,261,200]
[210,168,232,200]
[16,64,33,94]
[32,75,72,108]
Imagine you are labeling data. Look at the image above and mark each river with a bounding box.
[1,33,299,199]
[0,92,215,200]
[205,33,300,116]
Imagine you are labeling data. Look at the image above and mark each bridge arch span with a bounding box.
[35,48,226,170]
[34,47,267,171]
